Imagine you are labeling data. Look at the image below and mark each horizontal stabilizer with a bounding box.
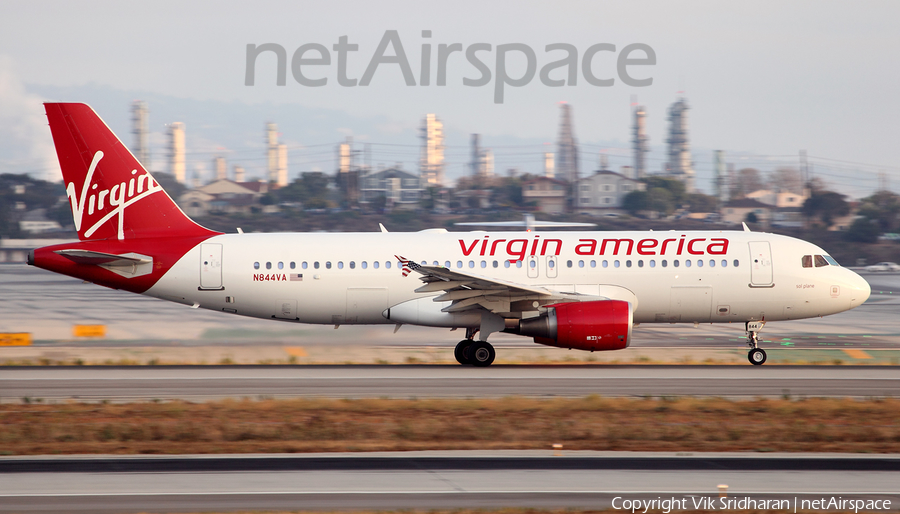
[55,249,150,266]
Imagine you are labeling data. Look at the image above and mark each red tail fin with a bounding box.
[45,103,217,241]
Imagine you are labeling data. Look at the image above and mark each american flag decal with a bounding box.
[290,273,303,281]
[394,255,420,277]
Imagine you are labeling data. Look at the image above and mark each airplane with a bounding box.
[28,103,871,366]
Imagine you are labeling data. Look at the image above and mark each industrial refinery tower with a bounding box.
[665,98,695,192]
[469,134,494,179]
[266,123,288,187]
[555,104,579,183]
[632,105,649,180]
[168,122,185,184]
[420,114,445,186]
[131,101,149,167]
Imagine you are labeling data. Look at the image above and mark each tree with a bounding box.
[767,167,803,194]
[731,168,763,198]
[686,193,718,213]
[857,190,900,233]
[845,217,880,243]
[647,187,675,216]
[622,190,649,216]
[802,190,850,226]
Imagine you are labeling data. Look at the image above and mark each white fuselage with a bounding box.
[144,229,870,328]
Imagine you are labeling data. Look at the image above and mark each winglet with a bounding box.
[742,222,751,232]
[379,223,389,233]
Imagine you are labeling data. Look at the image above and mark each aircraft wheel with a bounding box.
[748,348,767,365]
[466,341,496,367]
[454,339,473,365]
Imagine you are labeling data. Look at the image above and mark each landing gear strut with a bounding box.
[746,321,767,365]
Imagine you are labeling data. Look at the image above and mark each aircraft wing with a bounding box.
[395,255,574,315]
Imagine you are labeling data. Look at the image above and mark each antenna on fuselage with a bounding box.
[379,223,389,233]
[742,222,751,232]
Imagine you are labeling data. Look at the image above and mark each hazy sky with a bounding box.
[1,0,898,194]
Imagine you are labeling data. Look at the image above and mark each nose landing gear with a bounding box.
[746,321,767,365]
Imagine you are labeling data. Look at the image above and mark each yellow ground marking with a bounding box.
[0,333,31,346]
[284,346,308,357]
[842,348,872,359]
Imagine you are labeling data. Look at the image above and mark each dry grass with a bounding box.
[1,396,899,455]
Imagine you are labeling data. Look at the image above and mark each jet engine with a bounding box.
[513,300,632,351]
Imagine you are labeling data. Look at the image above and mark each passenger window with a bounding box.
[445,261,451,268]
[614,260,620,268]
[493,260,499,268]
[685,260,691,268]
[709,259,715,267]
[456,260,463,268]
[361,261,367,269]
[814,255,828,267]
[314,261,320,269]
[302,262,308,269]
[733,259,739,267]
[253,262,260,270]
[278,262,284,270]
[326,262,332,269]
[266,262,272,270]
[567,260,573,268]
[626,260,632,268]
[802,255,813,268]
[549,260,555,269]
[469,260,475,268]
[433,261,439,266]
[650,260,656,268]
[290,262,296,269]
[721,259,727,267]
[662,260,668,268]
[385,261,391,269]
[349,261,356,269]
[673,260,680,267]
[374,261,380,269]
[529,259,536,268]
[504,260,510,268]
[337,262,344,269]
[578,260,584,268]
[590,260,596,268]
[602,260,608,268]
[516,260,523,268]
[480,260,487,268]
[697,259,703,267]
[638,260,644,268]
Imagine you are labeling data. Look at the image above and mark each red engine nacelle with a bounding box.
[519,300,632,352]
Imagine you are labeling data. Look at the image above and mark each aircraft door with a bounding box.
[527,255,539,278]
[546,255,558,278]
[748,241,774,287]
[199,243,223,290]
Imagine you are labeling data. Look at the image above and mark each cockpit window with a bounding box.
[824,255,839,266]
[801,255,813,268]
[814,255,828,267]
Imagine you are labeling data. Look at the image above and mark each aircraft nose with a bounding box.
[848,271,871,308]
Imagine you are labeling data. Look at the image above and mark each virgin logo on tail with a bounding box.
[66,151,164,240]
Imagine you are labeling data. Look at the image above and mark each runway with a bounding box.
[2,365,898,401]
[1,452,898,513]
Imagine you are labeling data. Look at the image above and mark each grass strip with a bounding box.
[1,396,899,455]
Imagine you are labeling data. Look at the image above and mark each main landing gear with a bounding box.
[454,328,496,367]
[746,321,767,365]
